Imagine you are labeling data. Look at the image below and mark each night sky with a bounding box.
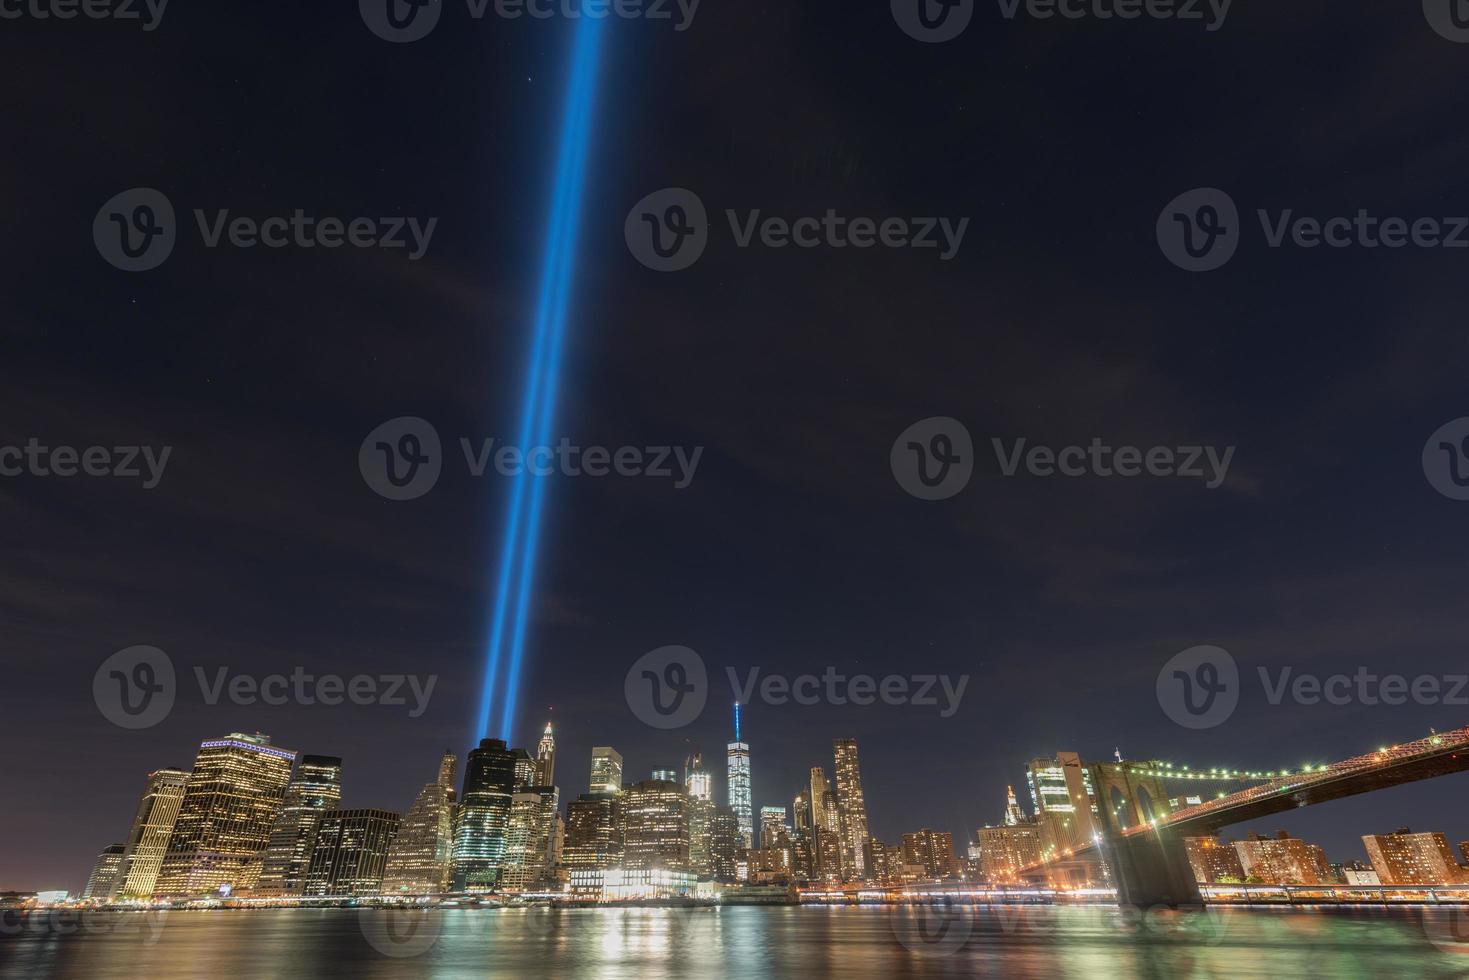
[4,2,1469,892]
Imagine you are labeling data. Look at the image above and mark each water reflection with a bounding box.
[4,906,1468,980]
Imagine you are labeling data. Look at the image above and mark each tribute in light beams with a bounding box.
[474,17,607,744]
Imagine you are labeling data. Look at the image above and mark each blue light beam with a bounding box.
[474,16,607,744]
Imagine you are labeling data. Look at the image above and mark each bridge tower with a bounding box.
[1088,762,1203,908]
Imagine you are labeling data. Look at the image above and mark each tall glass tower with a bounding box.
[726,702,753,848]
[256,755,344,896]
[454,738,518,890]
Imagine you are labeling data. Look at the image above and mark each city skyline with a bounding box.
[37,712,1469,898]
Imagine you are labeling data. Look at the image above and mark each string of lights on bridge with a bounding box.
[1125,762,1332,782]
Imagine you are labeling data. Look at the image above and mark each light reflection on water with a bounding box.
[3,906,1468,980]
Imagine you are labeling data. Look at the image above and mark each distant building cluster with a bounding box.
[76,724,1469,903]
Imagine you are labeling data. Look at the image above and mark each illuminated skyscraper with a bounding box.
[455,738,518,890]
[709,805,741,882]
[622,777,690,872]
[303,809,401,897]
[808,768,834,832]
[82,845,126,900]
[901,829,959,881]
[564,793,623,873]
[535,721,556,787]
[1003,785,1027,827]
[111,768,188,900]
[382,751,459,896]
[1363,829,1468,885]
[684,752,712,802]
[155,733,297,897]
[589,747,623,794]
[256,755,344,897]
[832,739,870,879]
[760,805,789,849]
[726,703,753,848]
[500,786,560,892]
[1026,753,1100,859]
[976,824,1043,884]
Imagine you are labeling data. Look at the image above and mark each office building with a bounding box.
[726,703,753,848]
[82,845,127,900]
[500,787,560,892]
[155,733,297,897]
[255,755,344,897]
[902,829,958,881]
[382,751,458,895]
[709,804,742,882]
[303,809,401,897]
[589,747,623,795]
[976,824,1043,884]
[110,768,188,900]
[1026,753,1100,859]
[1363,829,1468,886]
[760,806,789,849]
[622,778,690,872]
[832,739,870,879]
[685,752,712,802]
[565,792,622,868]
[534,721,556,787]
[454,738,518,890]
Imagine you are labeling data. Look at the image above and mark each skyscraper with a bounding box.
[454,738,517,890]
[303,809,401,897]
[535,721,556,787]
[709,805,741,883]
[976,824,1043,884]
[760,805,789,849]
[499,787,560,892]
[154,733,297,897]
[382,751,459,896]
[684,752,712,802]
[621,777,690,872]
[726,703,753,848]
[1026,753,1100,860]
[110,768,188,900]
[832,739,870,880]
[1003,785,1027,827]
[589,747,623,794]
[901,829,959,882]
[564,793,623,872]
[255,755,344,897]
[82,845,127,900]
